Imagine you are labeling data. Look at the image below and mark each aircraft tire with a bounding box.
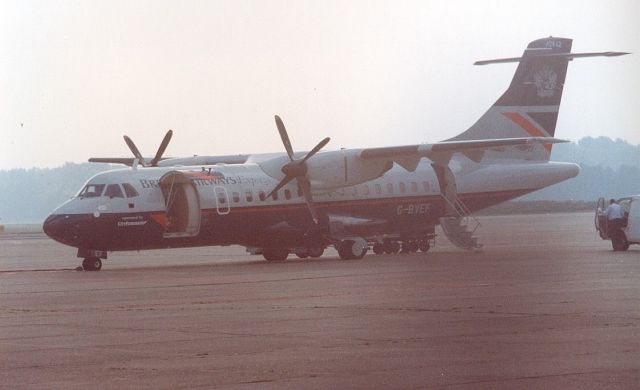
[372,243,384,255]
[263,249,289,262]
[338,240,367,260]
[383,241,397,254]
[403,241,419,253]
[294,250,309,259]
[308,247,324,258]
[418,240,430,252]
[82,257,102,271]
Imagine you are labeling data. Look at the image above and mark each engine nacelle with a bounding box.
[305,149,392,191]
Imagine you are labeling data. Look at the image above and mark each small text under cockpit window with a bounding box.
[79,184,105,198]
[122,183,139,198]
[105,184,124,198]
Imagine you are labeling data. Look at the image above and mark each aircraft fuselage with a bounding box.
[43,157,578,254]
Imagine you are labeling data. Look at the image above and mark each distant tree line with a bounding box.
[0,163,112,223]
[523,137,640,201]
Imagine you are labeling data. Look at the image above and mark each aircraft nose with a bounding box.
[43,214,68,243]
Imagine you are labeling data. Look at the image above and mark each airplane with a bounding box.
[43,37,628,271]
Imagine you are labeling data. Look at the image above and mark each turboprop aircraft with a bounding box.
[43,37,628,270]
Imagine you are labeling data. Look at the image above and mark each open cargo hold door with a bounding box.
[160,171,201,238]
[595,197,608,239]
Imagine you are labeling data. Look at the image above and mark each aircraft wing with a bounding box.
[88,157,142,166]
[359,137,568,169]
[88,155,250,167]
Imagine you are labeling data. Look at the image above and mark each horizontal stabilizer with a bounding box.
[475,51,629,65]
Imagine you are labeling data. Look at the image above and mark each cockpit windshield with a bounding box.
[77,182,139,199]
[78,184,105,198]
[105,184,124,198]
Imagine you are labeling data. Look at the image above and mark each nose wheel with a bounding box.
[82,257,102,271]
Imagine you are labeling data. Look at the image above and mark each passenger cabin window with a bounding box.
[422,181,429,192]
[284,189,291,200]
[272,191,278,201]
[259,191,266,201]
[79,184,105,198]
[362,185,369,196]
[105,184,124,198]
[387,182,394,194]
[246,191,253,202]
[232,192,240,203]
[399,182,406,194]
[122,183,139,198]
[218,193,226,204]
[375,184,382,195]
[411,182,418,193]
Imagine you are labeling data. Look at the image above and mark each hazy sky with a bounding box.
[1,0,638,169]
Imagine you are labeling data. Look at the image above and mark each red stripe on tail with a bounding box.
[502,112,552,152]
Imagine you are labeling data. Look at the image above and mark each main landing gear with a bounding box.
[337,238,368,260]
[259,235,434,263]
[372,239,432,255]
[262,246,326,262]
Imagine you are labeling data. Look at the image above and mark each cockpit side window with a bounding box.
[122,183,140,198]
[79,184,105,198]
[105,184,124,198]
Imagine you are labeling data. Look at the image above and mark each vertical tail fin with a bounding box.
[452,37,573,161]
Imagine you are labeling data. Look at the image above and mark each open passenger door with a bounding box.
[159,171,201,238]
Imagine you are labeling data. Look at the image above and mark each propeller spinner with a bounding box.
[123,130,173,167]
[268,115,330,224]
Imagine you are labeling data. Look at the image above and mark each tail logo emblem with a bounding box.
[533,65,557,98]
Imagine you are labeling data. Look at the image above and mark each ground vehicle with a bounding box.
[595,196,640,251]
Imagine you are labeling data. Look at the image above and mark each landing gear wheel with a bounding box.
[418,240,430,252]
[308,247,324,258]
[384,241,400,254]
[263,248,289,262]
[402,241,419,253]
[294,250,309,259]
[372,243,384,255]
[82,257,102,271]
[338,240,368,260]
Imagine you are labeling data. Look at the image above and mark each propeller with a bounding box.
[268,115,330,224]
[123,130,173,167]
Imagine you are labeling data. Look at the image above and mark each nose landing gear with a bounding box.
[81,257,102,271]
[77,249,107,271]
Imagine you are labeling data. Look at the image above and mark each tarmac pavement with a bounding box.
[0,212,638,389]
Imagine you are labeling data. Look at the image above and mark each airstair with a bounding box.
[439,196,483,251]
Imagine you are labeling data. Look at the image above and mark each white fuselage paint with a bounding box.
[51,154,579,219]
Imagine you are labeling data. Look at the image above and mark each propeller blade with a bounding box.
[298,178,320,224]
[150,129,173,167]
[275,115,294,161]
[301,137,330,163]
[267,175,294,199]
[123,135,147,167]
